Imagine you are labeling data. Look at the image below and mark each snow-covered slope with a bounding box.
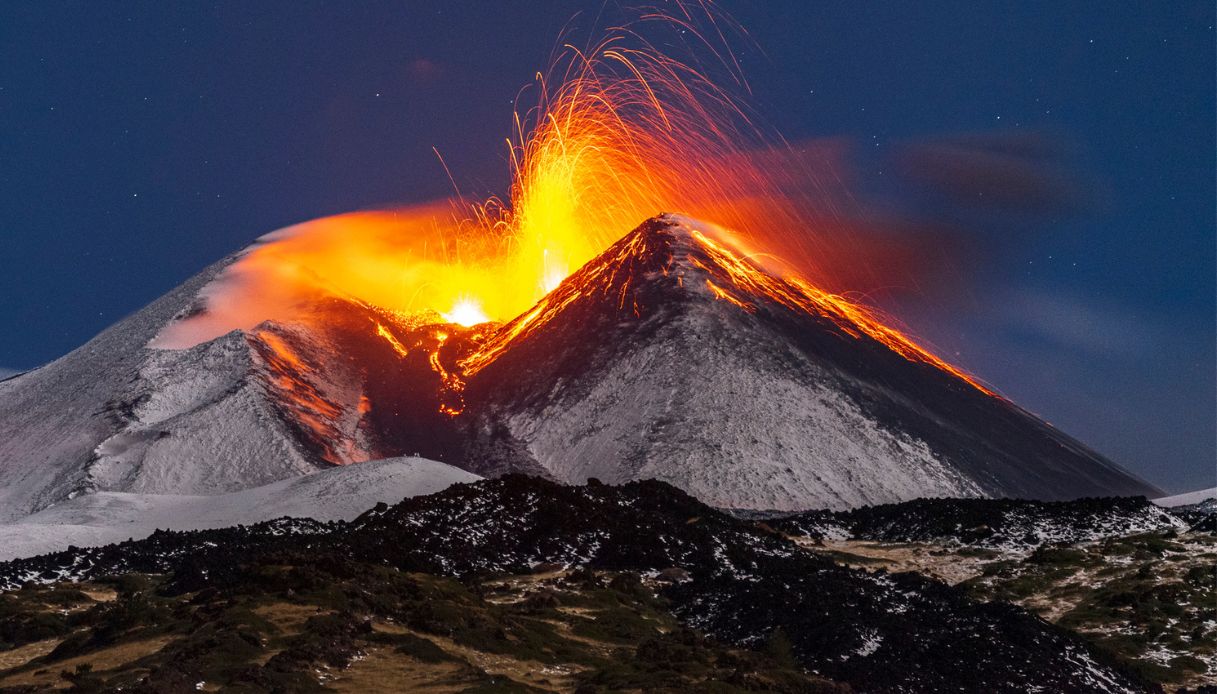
[0,456,479,560]
[82,323,353,498]
[461,214,1159,510]
[0,251,448,522]
[0,256,295,522]
[0,286,367,521]
[1152,487,1217,508]
[485,300,984,510]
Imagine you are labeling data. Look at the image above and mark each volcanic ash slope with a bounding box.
[464,214,1159,510]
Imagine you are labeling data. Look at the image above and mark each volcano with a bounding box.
[0,215,1157,526]
[451,214,1159,509]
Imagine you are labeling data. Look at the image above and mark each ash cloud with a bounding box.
[892,132,1091,215]
[990,288,1156,361]
[858,131,1148,364]
[833,130,1211,489]
[833,130,1105,300]
[746,132,1096,308]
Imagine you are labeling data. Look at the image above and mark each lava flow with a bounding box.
[153,2,993,407]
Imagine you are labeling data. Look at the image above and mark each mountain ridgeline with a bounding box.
[0,215,1159,519]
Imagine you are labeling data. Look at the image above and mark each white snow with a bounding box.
[1152,487,1217,508]
[843,630,882,660]
[0,256,239,522]
[0,253,381,522]
[85,328,326,497]
[0,456,479,561]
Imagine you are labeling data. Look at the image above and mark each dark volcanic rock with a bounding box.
[0,477,1157,693]
[1171,498,1217,534]
[773,495,1186,549]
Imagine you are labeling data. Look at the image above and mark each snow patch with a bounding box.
[0,456,479,561]
[1153,487,1217,508]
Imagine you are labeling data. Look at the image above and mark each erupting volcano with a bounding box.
[151,7,932,356]
[0,210,1157,518]
[0,5,1159,523]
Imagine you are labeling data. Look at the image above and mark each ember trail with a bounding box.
[153,5,994,406]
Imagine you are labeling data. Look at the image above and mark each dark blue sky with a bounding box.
[1,2,1213,492]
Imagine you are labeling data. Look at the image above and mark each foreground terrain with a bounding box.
[0,569,846,692]
[0,478,1210,693]
[773,498,1215,691]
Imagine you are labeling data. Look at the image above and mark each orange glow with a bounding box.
[375,322,410,358]
[687,229,996,396]
[705,279,756,313]
[154,2,993,401]
[250,328,354,463]
[427,329,467,416]
[154,5,819,348]
[442,298,490,327]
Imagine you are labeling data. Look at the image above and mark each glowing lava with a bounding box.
[442,298,490,327]
[154,2,994,402]
[157,5,823,348]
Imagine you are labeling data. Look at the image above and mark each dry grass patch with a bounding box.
[328,646,473,693]
[0,635,174,690]
[0,637,61,672]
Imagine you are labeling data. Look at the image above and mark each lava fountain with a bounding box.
[153,2,992,397]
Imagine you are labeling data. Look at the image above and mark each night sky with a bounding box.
[1,2,1213,492]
